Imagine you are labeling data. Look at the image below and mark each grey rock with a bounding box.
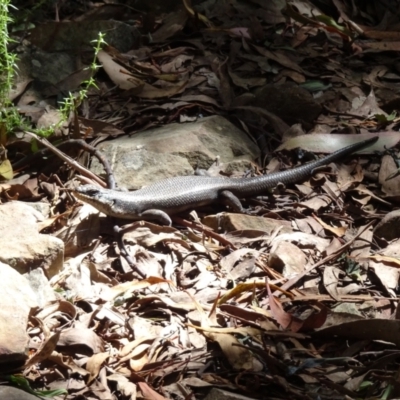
[0,262,38,368]
[90,116,260,189]
[0,386,42,400]
[31,49,75,85]
[204,388,257,400]
[24,268,57,308]
[20,202,51,218]
[31,20,139,53]
[0,202,64,278]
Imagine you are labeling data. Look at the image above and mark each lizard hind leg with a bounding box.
[219,190,246,213]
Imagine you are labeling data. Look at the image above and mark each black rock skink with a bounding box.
[74,137,378,225]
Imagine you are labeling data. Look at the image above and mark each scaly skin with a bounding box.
[74,136,378,225]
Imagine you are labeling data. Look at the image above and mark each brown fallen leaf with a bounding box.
[218,281,292,305]
[98,49,144,92]
[58,327,104,354]
[205,331,263,371]
[315,319,400,346]
[105,276,173,301]
[48,351,89,376]
[138,382,168,400]
[370,254,400,267]
[25,331,61,368]
[313,214,347,237]
[129,353,150,372]
[266,279,303,332]
[86,352,110,385]
[276,132,398,153]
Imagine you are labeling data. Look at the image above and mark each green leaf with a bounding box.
[375,111,396,123]
[300,81,332,92]
[4,375,67,398]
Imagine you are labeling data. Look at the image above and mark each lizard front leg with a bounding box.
[219,190,246,213]
[140,209,172,226]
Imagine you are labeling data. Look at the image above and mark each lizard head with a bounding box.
[73,185,116,215]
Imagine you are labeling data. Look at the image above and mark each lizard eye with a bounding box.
[77,185,100,196]
[86,189,99,195]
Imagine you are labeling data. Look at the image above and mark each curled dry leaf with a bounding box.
[25,331,61,368]
[97,50,144,92]
[58,327,104,354]
[266,280,303,332]
[48,351,89,376]
[205,332,263,371]
[129,352,150,372]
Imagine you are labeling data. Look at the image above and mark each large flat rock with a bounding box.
[0,262,38,368]
[90,115,260,189]
[0,202,63,278]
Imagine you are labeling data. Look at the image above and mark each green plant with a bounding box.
[0,2,105,138]
[59,32,106,124]
[0,0,23,133]
[4,374,68,398]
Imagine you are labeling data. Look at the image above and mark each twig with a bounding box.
[280,219,376,292]
[22,132,116,189]
[113,224,148,278]
[172,216,237,249]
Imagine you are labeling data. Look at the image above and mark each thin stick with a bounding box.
[280,219,376,292]
[23,131,116,189]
